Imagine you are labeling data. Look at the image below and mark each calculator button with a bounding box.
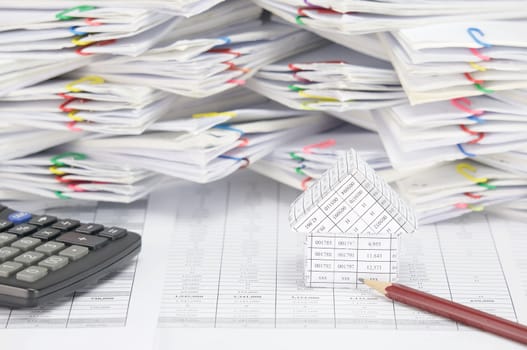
[99,227,127,240]
[38,255,69,272]
[0,247,20,262]
[0,233,17,247]
[7,212,32,224]
[32,228,61,241]
[52,219,80,231]
[11,237,41,251]
[0,220,14,232]
[59,245,89,261]
[0,261,23,278]
[35,241,65,256]
[29,215,57,227]
[57,232,108,250]
[8,224,38,237]
[76,224,104,235]
[16,266,48,283]
[14,251,45,266]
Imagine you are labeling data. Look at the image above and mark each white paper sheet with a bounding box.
[155,172,526,349]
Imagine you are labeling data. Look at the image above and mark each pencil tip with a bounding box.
[361,279,390,295]
[358,278,364,283]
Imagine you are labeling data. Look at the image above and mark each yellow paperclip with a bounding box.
[298,90,339,102]
[66,75,105,93]
[49,166,66,176]
[67,111,85,122]
[456,163,488,183]
[468,204,485,212]
[71,36,94,46]
[300,101,316,110]
[192,111,237,119]
[469,61,487,72]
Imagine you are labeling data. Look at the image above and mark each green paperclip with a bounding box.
[288,85,305,92]
[56,5,96,21]
[295,16,305,25]
[289,152,304,161]
[478,182,497,190]
[295,167,306,176]
[50,152,87,167]
[55,191,70,199]
[474,83,494,94]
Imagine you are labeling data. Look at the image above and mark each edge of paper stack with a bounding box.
[2,0,527,225]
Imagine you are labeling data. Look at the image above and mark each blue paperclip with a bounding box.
[467,116,485,124]
[219,36,231,44]
[219,155,243,161]
[69,26,87,36]
[215,124,244,135]
[467,27,492,48]
[457,143,477,157]
[219,155,250,167]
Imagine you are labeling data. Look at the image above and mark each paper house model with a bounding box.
[289,149,417,288]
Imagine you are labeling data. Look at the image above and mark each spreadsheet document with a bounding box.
[157,173,526,330]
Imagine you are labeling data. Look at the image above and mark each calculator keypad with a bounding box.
[29,215,57,227]
[8,224,37,237]
[33,228,61,241]
[0,207,129,284]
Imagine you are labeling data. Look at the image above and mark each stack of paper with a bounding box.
[396,159,527,223]
[247,42,405,113]
[0,152,171,202]
[380,21,527,104]
[372,90,527,169]
[0,96,340,201]
[0,0,228,96]
[64,112,340,183]
[0,78,282,134]
[0,123,82,161]
[77,18,324,97]
[250,124,408,190]
[252,0,527,38]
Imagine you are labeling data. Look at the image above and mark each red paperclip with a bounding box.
[66,121,83,132]
[459,124,479,136]
[76,39,116,56]
[464,192,483,199]
[55,176,81,184]
[288,63,301,71]
[68,183,86,192]
[469,48,491,61]
[57,92,75,100]
[451,97,484,116]
[468,132,485,144]
[297,7,345,16]
[208,48,241,57]
[85,17,102,26]
[239,138,249,147]
[302,138,336,154]
[226,79,246,85]
[464,72,484,84]
[301,177,312,190]
[59,98,86,112]
[224,61,250,73]
[293,72,310,83]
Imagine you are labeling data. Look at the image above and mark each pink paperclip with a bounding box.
[302,139,336,154]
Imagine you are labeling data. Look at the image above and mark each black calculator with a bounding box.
[0,204,141,308]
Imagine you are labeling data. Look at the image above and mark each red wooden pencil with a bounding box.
[360,278,527,345]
